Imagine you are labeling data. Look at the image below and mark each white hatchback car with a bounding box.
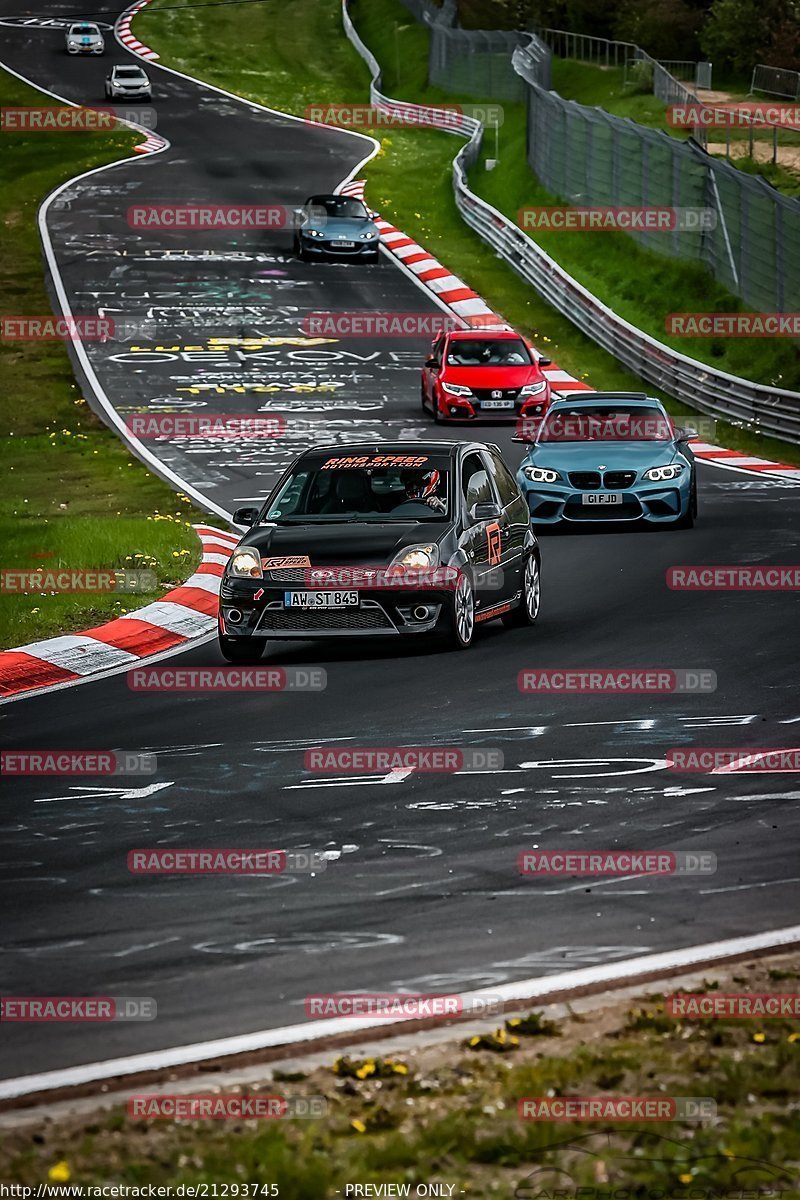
[105,64,153,101]
[65,22,105,54]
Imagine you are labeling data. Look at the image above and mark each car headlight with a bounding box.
[519,381,547,397]
[228,549,263,579]
[359,231,379,240]
[643,464,684,482]
[304,228,324,238]
[441,382,472,397]
[389,544,440,571]
[522,465,562,483]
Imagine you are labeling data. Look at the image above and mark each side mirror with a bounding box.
[537,356,552,367]
[675,426,697,442]
[424,357,439,369]
[368,209,379,219]
[470,501,502,522]
[232,506,259,527]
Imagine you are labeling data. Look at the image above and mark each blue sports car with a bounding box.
[293,193,382,262]
[515,392,698,528]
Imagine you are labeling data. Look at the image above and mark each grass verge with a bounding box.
[0,69,207,650]
[1,955,798,1193]
[133,0,800,467]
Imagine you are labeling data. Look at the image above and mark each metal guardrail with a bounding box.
[751,63,800,100]
[340,0,800,445]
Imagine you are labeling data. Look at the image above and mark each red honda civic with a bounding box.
[421,327,552,423]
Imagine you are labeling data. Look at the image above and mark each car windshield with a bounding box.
[116,67,144,77]
[446,338,532,366]
[72,23,97,32]
[261,455,451,522]
[537,405,673,442]
[306,196,369,220]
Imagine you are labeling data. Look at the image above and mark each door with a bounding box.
[458,451,508,609]
[484,448,529,598]
[422,334,445,410]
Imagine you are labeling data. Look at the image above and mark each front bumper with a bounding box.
[520,481,690,524]
[435,396,549,424]
[68,44,104,53]
[299,235,380,259]
[219,580,453,640]
[109,88,151,98]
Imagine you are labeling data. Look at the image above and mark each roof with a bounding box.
[446,327,519,340]
[549,392,663,409]
[297,441,488,459]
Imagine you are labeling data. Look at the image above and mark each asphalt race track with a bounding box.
[1,4,800,1083]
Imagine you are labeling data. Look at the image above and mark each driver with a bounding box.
[393,468,446,515]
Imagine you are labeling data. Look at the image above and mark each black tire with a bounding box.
[420,384,429,414]
[218,637,265,663]
[673,473,697,529]
[432,395,444,424]
[502,554,541,627]
[446,573,475,649]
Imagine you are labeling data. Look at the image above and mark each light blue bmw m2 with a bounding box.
[515,392,698,529]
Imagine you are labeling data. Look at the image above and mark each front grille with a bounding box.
[603,470,636,489]
[257,602,394,633]
[564,499,642,521]
[265,568,308,582]
[569,471,601,490]
[471,388,520,403]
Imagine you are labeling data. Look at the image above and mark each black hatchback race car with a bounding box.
[218,441,541,660]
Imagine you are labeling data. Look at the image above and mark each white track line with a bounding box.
[2,924,798,1101]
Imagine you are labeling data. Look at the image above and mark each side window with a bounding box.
[461,452,496,512]
[486,451,521,508]
[432,335,445,366]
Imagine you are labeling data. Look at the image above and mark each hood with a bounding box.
[442,365,541,388]
[309,216,376,237]
[523,441,678,471]
[238,522,439,566]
